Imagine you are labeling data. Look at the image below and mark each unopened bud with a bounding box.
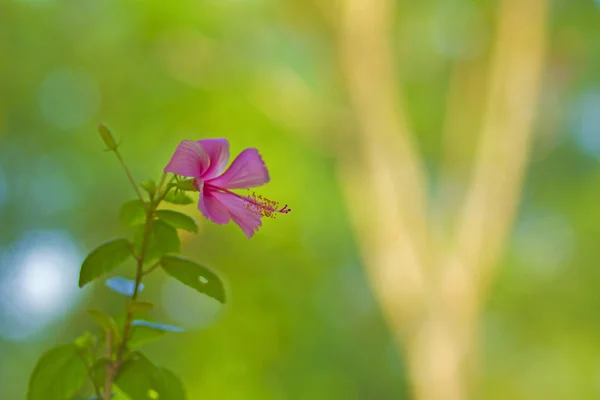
[98,123,118,150]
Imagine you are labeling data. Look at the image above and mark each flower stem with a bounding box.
[115,199,154,362]
[103,330,113,400]
[142,260,161,276]
[113,148,149,212]
[103,173,174,397]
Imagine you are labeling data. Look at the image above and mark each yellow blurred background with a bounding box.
[1,0,599,399]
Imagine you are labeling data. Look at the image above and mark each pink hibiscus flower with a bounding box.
[164,139,290,238]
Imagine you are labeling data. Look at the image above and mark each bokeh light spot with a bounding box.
[573,91,600,158]
[0,231,84,340]
[38,68,100,130]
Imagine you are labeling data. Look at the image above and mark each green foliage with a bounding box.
[134,220,181,262]
[116,353,186,400]
[160,255,226,303]
[159,368,187,400]
[156,210,198,233]
[27,344,88,400]
[98,123,118,151]
[132,320,184,332]
[79,239,133,288]
[163,190,194,205]
[120,200,146,228]
[87,309,120,340]
[128,325,167,349]
[91,359,110,389]
[25,124,231,399]
[74,331,96,350]
[175,178,196,192]
[128,300,154,314]
[128,320,183,349]
[141,180,157,197]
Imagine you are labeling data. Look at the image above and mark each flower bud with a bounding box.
[98,123,118,150]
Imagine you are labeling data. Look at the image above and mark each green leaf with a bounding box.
[116,353,186,400]
[160,368,187,400]
[74,331,96,350]
[141,180,157,197]
[163,190,194,205]
[156,210,198,233]
[132,320,184,332]
[134,220,181,263]
[79,239,133,288]
[27,344,88,400]
[120,200,146,228]
[128,325,166,349]
[87,309,120,340]
[91,358,110,389]
[175,178,196,191]
[160,255,226,303]
[128,300,154,314]
[127,320,183,349]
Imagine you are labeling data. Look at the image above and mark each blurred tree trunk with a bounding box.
[336,0,547,398]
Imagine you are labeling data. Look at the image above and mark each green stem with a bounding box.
[105,173,175,396]
[103,330,113,400]
[113,149,149,212]
[142,260,161,276]
[115,201,154,363]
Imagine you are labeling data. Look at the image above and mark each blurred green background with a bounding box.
[0,0,599,399]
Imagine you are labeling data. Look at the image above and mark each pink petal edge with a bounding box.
[164,140,210,178]
[208,148,270,189]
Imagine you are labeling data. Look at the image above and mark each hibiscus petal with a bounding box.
[198,187,230,225]
[164,140,209,177]
[230,206,263,238]
[198,138,230,180]
[208,148,270,189]
[201,190,262,238]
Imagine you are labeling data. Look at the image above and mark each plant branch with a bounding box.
[156,173,169,195]
[337,0,428,338]
[335,0,547,399]
[107,172,175,392]
[103,329,112,400]
[454,0,547,290]
[142,260,161,276]
[115,205,154,365]
[113,149,149,212]
[156,174,177,205]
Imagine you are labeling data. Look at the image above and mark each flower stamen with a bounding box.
[204,183,290,219]
[244,191,291,219]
